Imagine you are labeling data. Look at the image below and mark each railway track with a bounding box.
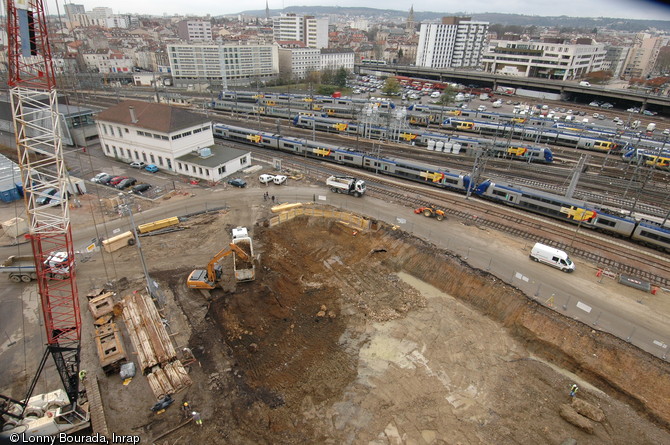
[245,143,670,287]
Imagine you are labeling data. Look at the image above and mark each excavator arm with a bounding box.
[195,243,252,287]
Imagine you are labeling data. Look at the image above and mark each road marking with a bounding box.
[576,301,592,313]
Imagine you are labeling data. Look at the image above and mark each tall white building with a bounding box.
[167,43,279,87]
[273,13,329,49]
[177,20,213,42]
[415,17,489,69]
[482,38,607,80]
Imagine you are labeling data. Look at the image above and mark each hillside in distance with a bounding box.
[237,6,670,32]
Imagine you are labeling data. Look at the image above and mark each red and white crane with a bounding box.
[4,0,82,406]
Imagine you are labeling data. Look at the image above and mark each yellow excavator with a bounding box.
[187,243,251,290]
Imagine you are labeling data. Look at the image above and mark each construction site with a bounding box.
[4,193,662,444]
[0,0,669,441]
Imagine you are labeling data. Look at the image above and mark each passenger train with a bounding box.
[212,96,668,167]
[622,147,670,170]
[291,115,554,163]
[213,122,670,253]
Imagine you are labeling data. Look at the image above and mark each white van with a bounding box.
[529,243,575,272]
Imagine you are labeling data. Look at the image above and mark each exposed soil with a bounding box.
[96,211,670,445]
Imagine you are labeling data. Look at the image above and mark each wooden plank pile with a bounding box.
[122,292,191,399]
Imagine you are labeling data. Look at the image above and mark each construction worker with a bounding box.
[192,411,202,426]
[181,402,190,419]
[78,369,87,383]
[569,384,579,397]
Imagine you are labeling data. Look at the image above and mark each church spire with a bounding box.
[406,5,415,33]
[266,0,270,22]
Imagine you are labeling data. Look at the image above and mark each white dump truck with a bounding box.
[231,227,255,282]
[529,243,575,273]
[326,175,366,197]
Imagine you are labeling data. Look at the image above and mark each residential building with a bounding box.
[82,50,134,73]
[177,20,213,42]
[415,17,489,69]
[481,38,607,80]
[167,43,279,87]
[621,34,669,79]
[95,100,250,182]
[273,13,329,49]
[320,48,355,71]
[277,45,321,80]
[604,45,631,79]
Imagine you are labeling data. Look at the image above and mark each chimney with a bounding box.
[129,106,138,124]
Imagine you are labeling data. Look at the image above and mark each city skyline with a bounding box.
[48,0,670,21]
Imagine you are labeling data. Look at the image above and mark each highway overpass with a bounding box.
[355,64,670,115]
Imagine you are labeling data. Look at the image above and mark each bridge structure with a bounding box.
[355,64,670,115]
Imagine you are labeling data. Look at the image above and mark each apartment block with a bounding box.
[177,20,213,42]
[415,17,489,69]
[167,43,279,87]
[273,13,329,49]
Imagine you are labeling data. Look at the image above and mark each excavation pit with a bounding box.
[103,212,670,444]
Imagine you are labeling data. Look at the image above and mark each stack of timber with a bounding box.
[122,293,192,399]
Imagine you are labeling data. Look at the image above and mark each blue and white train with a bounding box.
[213,122,670,253]
[474,180,670,252]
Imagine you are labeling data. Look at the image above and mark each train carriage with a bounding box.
[370,157,470,193]
[474,180,599,228]
[218,91,261,102]
[631,221,670,252]
[300,140,366,166]
[621,148,670,170]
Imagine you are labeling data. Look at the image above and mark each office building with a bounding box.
[482,38,607,80]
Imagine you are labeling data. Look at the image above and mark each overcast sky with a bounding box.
[48,0,670,21]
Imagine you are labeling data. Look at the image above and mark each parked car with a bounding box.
[227,178,247,188]
[129,161,146,169]
[600,102,614,109]
[36,187,58,205]
[145,164,159,173]
[642,110,657,116]
[131,183,151,194]
[91,172,112,184]
[273,175,287,185]
[259,174,275,184]
[477,105,487,112]
[115,177,137,189]
[109,176,127,186]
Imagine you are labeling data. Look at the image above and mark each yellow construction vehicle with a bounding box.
[414,205,446,221]
[187,243,251,290]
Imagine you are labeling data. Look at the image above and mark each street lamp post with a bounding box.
[118,193,154,299]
